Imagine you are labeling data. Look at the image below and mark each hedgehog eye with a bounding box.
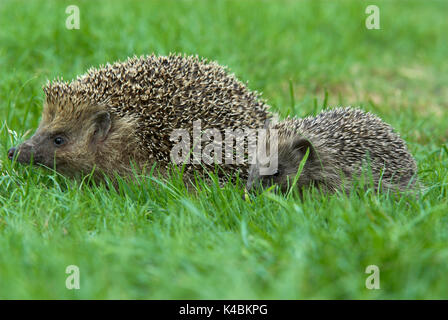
[273,169,280,177]
[53,136,65,146]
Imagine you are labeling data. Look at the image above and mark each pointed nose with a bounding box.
[7,147,16,160]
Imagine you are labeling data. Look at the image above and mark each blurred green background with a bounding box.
[0,0,447,299]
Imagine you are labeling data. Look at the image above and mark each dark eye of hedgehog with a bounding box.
[53,136,65,147]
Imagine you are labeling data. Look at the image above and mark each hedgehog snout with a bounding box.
[245,171,256,192]
[245,172,263,193]
[8,143,37,165]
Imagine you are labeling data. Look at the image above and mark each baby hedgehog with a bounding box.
[8,54,270,182]
[246,107,418,194]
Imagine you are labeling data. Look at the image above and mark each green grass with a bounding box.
[1,0,448,299]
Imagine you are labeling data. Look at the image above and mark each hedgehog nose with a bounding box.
[7,147,16,160]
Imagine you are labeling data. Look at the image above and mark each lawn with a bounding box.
[0,0,447,299]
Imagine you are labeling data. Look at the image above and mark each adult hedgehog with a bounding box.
[8,54,271,182]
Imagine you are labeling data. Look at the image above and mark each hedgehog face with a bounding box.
[246,136,316,193]
[9,128,71,169]
[246,161,290,192]
[8,105,113,177]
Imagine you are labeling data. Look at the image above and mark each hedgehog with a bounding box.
[246,107,418,194]
[7,54,271,183]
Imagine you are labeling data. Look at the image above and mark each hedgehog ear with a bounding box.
[92,111,111,142]
[291,137,315,162]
